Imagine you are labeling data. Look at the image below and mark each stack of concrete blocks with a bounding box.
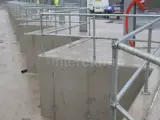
[37,39,151,119]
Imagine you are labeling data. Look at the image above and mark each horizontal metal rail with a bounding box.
[40,9,85,14]
[26,20,87,23]
[45,22,89,34]
[118,43,160,66]
[40,12,160,17]
[39,32,160,43]
[23,7,88,10]
[23,9,81,19]
[117,43,160,101]
[16,8,85,13]
[7,3,88,10]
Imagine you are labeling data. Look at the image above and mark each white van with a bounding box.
[88,0,109,13]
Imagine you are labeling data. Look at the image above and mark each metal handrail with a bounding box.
[40,12,160,17]
[111,17,160,120]
[118,43,160,65]
[45,22,89,34]
[117,43,160,101]
[6,2,89,24]
[39,12,160,63]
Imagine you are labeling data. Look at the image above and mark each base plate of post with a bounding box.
[142,91,151,95]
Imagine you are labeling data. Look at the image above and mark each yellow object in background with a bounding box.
[54,0,59,6]
[36,0,40,4]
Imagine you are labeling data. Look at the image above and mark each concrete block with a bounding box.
[17,24,49,53]
[25,34,80,74]
[37,56,147,119]
[37,39,150,119]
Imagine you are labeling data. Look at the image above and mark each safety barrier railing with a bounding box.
[13,0,34,3]
[111,17,160,120]
[39,12,160,119]
[40,8,89,31]
[6,1,52,19]
[5,1,43,19]
[39,12,160,58]
[4,2,160,118]
[5,1,88,26]
[24,7,88,24]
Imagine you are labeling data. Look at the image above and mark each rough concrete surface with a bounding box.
[123,65,160,120]
[145,67,160,120]
[38,54,148,119]
[0,10,51,120]
[36,37,153,119]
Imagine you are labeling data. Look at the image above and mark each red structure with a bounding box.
[125,0,150,47]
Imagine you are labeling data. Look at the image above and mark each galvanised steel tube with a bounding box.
[116,104,135,120]
[40,14,44,54]
[39,31,160,44]
[26,20,88,23]
[144,28,152,94]
[45,22,89,34]
[117,43,160,101]
[115,17,160,45]
[93,16,96,61]
[24,6,88,10]
[111,41,119,120]
[55,13,57,34]
[88,15,91,36]
[117,61,147,101]
[40,12,160,18]
[118,43,160,66]
[69,13,71,35]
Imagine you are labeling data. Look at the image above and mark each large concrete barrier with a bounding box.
[37,39,152,119]
[17,23,51,53]
[24,31,80,73]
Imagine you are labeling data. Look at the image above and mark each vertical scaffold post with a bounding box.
[20,6,22,20]
[93,16,96,61]
[25,8,28,25]
[69,12,72,43]
[88,14,91,36]
[55,12,57,34]
[40,13,44,54]
[59,0,65,24]
[144,28,152,95]
[79,0,87,32]
[111,40,119,120]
